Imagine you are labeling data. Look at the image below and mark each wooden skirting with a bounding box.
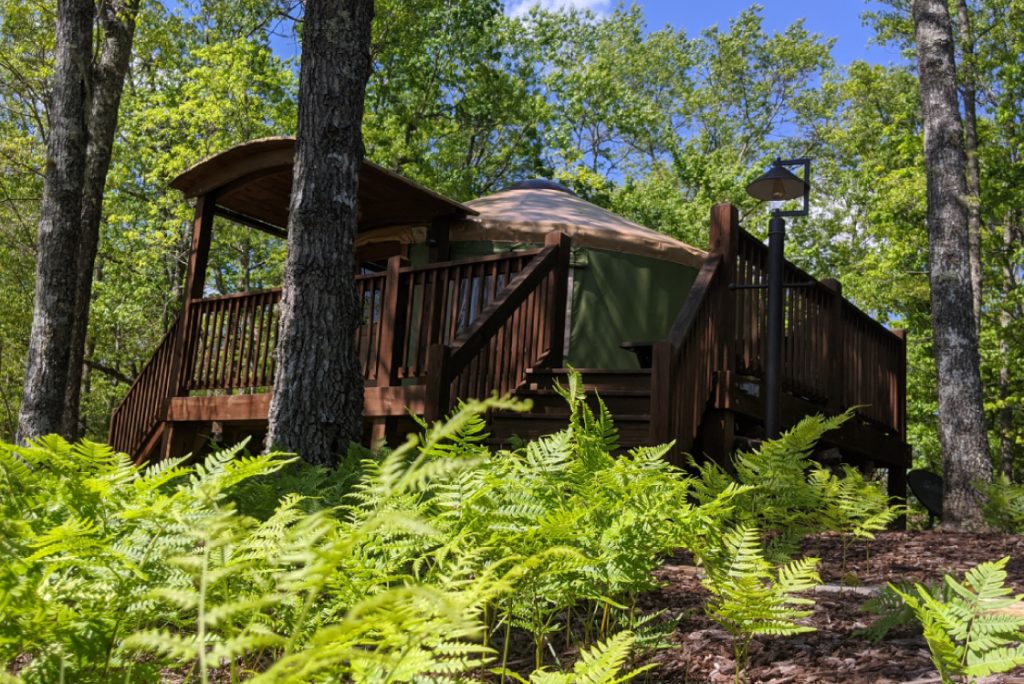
[165,385,427,424]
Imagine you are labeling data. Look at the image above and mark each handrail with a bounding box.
[108,316,182,456]
[652,203,906,463]
[109,250,554,459]
[649,255,727,462]
[425,233,570,420]
[732,227,904,433]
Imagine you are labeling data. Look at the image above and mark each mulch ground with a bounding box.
[640,531,1024,683]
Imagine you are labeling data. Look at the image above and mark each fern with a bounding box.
[892,557,1024,683]
[496,631,653,683]
[702,525,820,683]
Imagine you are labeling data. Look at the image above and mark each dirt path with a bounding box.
[641,531,1024,683]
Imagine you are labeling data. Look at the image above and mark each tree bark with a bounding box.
[17,0,93,442]
[265,0,375,465]
[62,0,140,439]
[913,0,992,529]
[955,0,983,340]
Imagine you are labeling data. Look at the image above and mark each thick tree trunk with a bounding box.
[17,0,93,442]
[265,0,375,465]
[913,0,992,528]
[955,0,983,339]
[62,0,140,439]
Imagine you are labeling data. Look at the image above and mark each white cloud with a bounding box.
[505,0,612,18]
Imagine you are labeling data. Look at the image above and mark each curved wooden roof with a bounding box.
[170,137,476,231]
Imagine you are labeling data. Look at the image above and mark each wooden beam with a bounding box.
[165,385,426,423]
[164,195,215,408]
[167,393,271,422]
[185,195,216,301]
[364,385,426,416]
[214,206,288,239]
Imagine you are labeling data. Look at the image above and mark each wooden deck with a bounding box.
[109,203,909,497]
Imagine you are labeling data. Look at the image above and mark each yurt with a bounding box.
[358,179,706,370]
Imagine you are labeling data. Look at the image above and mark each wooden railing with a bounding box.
[109,248,563,456]
[425,233,570,420]
[839,302,906,434]
[651,203,907,462]
[649,254,727,462]
[393,251,539,380]
[108,317,182,457]
[185,290,281,390]
[182,273,389,390]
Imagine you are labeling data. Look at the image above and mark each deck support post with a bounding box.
[888,465,908,530]
[890,328,909,529]
[702,409,736,473]
[543,231,571,367]
[161,195,215,459]
[425,343,451,422]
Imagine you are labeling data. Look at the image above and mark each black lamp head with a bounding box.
[746,158,811,216]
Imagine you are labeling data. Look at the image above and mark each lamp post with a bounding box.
[745,158,811,439]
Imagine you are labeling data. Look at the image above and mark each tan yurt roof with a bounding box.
[452,184,706,269]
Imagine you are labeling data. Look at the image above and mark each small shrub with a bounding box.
[690,410,900,563]
[702,525,820,683]
[892,557,1024,683]
[982,475,1024,533]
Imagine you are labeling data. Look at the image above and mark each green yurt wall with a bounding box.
[567,248,697,369]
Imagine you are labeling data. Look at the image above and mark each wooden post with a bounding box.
[543,231,571,367]
[375,255,410,387]
[701,410,736,473]
[648,340,673,447]
[425,343,451,422]
[161,196,215,459]
[821,278,844,414]
[709,204,738,374]
[889,329,908,530]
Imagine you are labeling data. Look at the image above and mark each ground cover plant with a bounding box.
[0,379,714,682]
[688,409,900,566]
[1,375,917,683]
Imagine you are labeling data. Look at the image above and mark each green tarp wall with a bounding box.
[410,241,699,370]
[567,248,697,369]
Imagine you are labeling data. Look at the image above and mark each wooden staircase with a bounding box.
[488,368,654,450]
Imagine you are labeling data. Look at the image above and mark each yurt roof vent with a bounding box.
[503,178,577,195]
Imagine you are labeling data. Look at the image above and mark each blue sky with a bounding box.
[506,0,907,66]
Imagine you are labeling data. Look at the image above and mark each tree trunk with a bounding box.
[62,0,140,439]
[999,215,1018,480]
[955,0,983,340]
[913,0,992,529]
[265,0,375,465]
[17,0,93,442]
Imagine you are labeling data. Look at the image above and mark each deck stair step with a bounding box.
[513,388,653,415]
[487,367,654,449]
[523,367,652,392]
[487,412,653,450]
